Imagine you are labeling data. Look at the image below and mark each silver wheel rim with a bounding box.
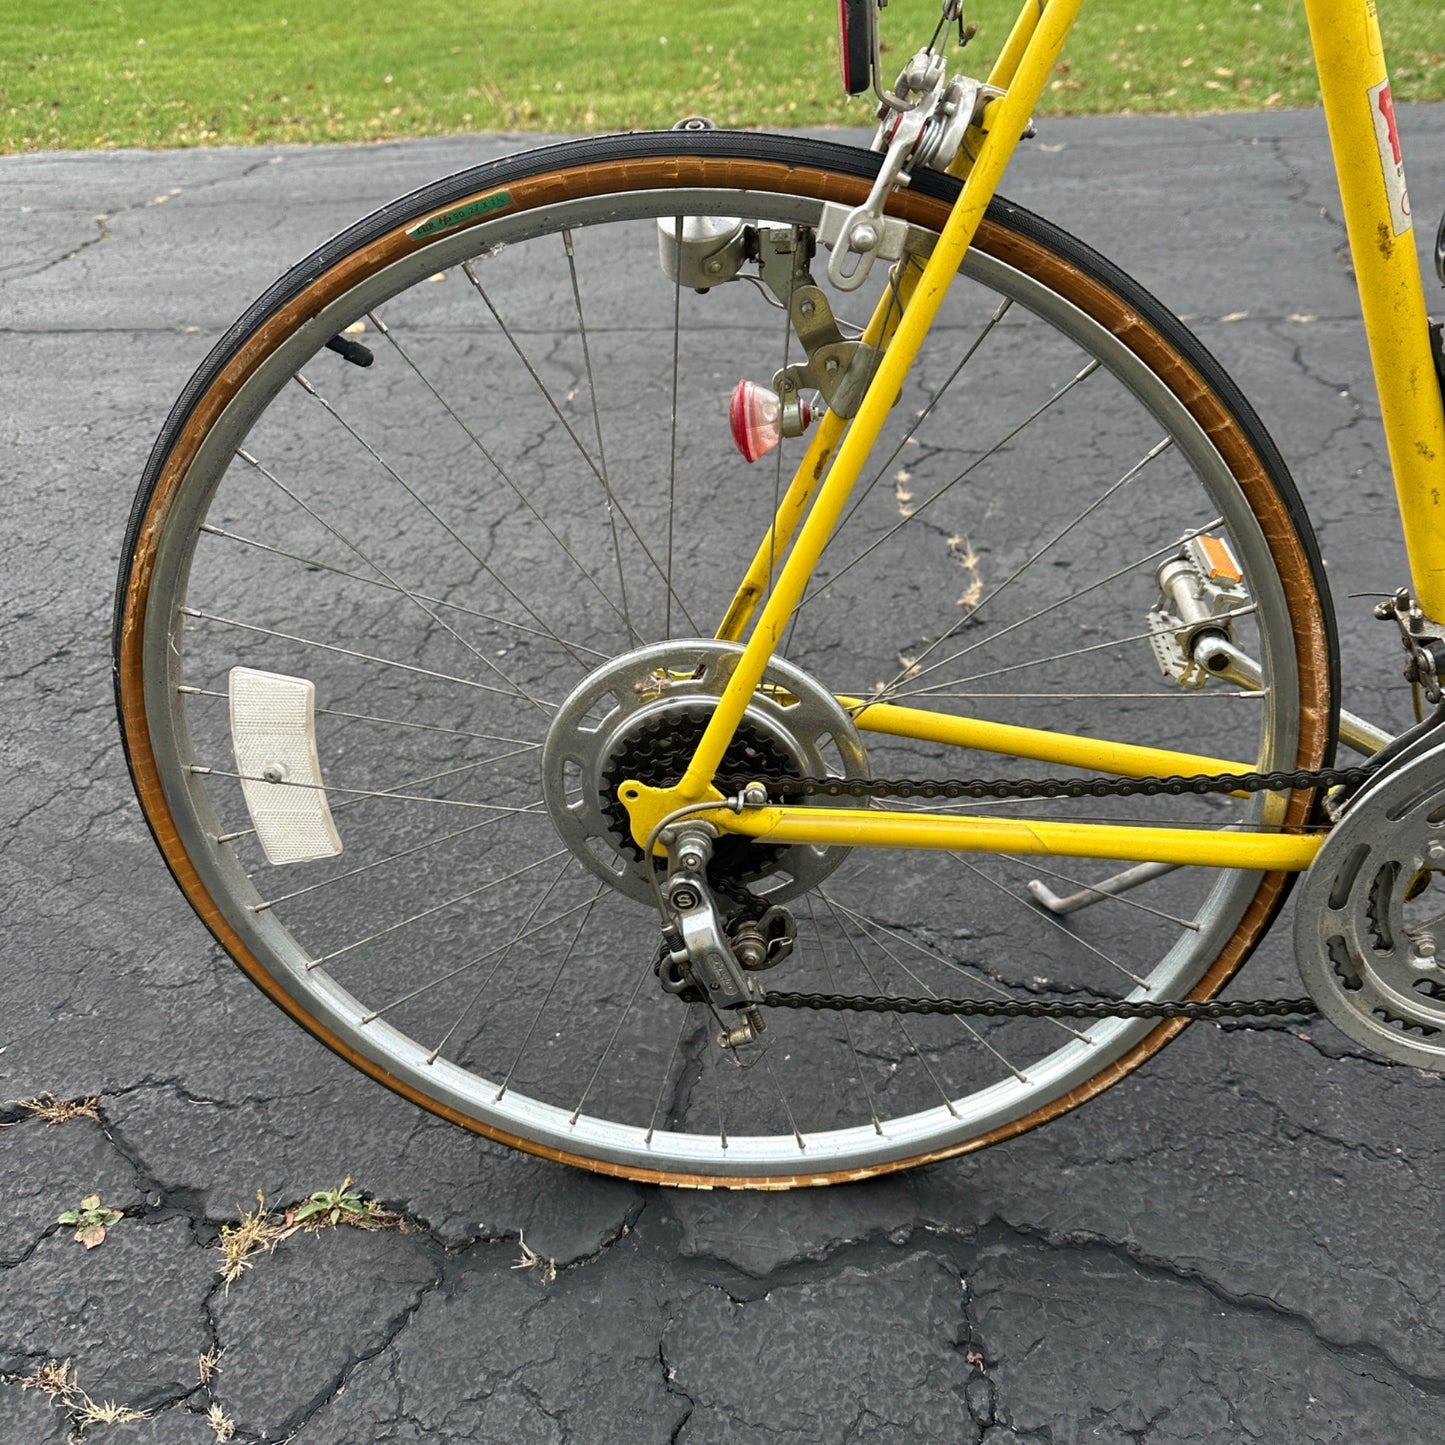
[134,162,1307,1176]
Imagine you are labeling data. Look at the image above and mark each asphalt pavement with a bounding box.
[3,108,1445,1442]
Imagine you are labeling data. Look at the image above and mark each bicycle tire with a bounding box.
[115,131,1337,1186]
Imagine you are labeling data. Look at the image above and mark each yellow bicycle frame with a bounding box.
[621,0,1445,874]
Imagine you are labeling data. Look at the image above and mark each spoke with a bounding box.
[428,855,574,1064]
[311,855,565,968]
[821,892,1020,1089]
[874,437,1174,700]
[827,292,1011,556]
[213,759,546,845]
[180,606,553,706]
[666,218,682,640]
[804,895,884,1131]
[891,610,1256,697]
[760,1050,806,1152]
[366,309,636,640]
[562,228,638,648]
[495,883,607,1100]
[290,374,590,670]
[192,764,545,819]
[707,1023,728,1150]
[358,893,600,1023]
[820,890,965,1103]
[999,854,1200,930]
[822,893,1089,1042]
[950,853,1150,988]
[645,1004,694,1144]
[199,524,605,662]
[463,258,701,635]
[793,359,1102,615]
[180,685,549,746]
[570,952,656,1123]
[237,448,550,714]
[255,817,565,908]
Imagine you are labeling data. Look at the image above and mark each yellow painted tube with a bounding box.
[716,266,922,643]
[678,0,1085,801]
[1303,0,1445,618]
[986,0,1048,92]
[716,804,1320,872]
[847,700,1252,779]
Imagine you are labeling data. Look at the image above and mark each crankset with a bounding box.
[1294,711,1445,1066]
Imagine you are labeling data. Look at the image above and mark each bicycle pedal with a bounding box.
[228,667,342,865]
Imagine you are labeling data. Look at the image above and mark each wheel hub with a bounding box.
[541,640,868,906]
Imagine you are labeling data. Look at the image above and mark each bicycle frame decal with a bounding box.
[1368,79,1412,235]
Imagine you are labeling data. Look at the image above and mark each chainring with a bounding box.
[1295,734,1445,1066]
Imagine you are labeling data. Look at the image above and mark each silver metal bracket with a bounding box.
[824,80,936,292]
[1375,586,1445,704]
[773,284,884,419]
[822,52,1007,292]
[659,826,765,1044]
[753,228,890,419]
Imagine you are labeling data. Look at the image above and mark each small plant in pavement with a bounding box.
[512,1230,557,1284]
[293,1175,375,1228]
[56,1193,123,1249]
[17,1093,101,1125]
[206,1402,236,1441]
[217,1192,288,1286]
[20,1358,148,1428]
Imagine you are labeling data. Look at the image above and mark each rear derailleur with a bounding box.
[653,824,795,1052]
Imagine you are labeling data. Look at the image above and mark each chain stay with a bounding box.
[711,760,1363,1024]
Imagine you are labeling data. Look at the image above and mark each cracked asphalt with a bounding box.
[4,108,1445,1442]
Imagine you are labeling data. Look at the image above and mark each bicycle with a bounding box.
[113,0,1445,1187]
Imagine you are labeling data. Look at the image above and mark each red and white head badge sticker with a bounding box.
[1369,79,1412,236]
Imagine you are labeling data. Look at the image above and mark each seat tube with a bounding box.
[1304,0,1445,619]
[674,0,1085,802]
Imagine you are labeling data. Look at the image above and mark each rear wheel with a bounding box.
[114,133,1336,1185]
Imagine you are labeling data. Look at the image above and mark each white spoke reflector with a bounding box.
[229,667,343,865]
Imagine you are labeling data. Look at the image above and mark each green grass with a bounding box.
[4,0,1445,152]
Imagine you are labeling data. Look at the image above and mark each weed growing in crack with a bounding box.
[20,1357,148,1429]
[56,1193,123,1249]
[291,1176,405,1232]
[16,1093,101,1125]
[197,1346,223,1384]
[217,1191,288,1287]
[206,1402,236,1441]
[292,1175,372,1227]
[20,1359,75,1397]
[512,1230,557,1283]
[217,1182,407,1287]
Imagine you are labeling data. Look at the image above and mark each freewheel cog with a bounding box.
[1295,735,1445,1066]
[541,640,868,906]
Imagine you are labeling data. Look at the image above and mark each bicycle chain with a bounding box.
[713,759,1379,1024]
